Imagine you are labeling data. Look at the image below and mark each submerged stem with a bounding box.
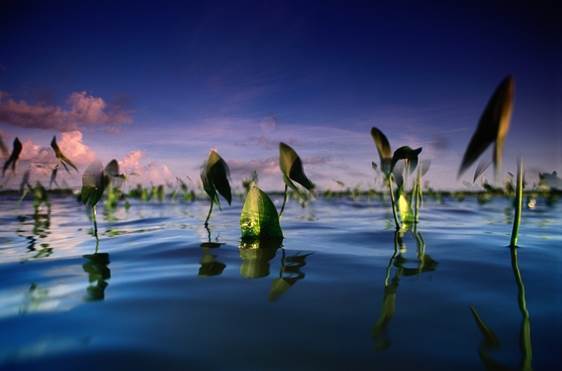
[387,175,400,230]
[510,247,533,371]
[510,160,524,247]
[279,184,288,217]
[204,199,214,227]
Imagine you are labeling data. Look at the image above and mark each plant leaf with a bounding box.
[279,142,314,193]
[80,161,108,208]
[2,137,23,176]
[370,127,392,175]
[240,184,283,240]
[201,150,232,205]
[458,76,514,178]
[391,146,422,174]
[0,132,8,158]
[397,188,414,224]
[104,159,125,188]
[51,136,78,172]
[473,159,492,183]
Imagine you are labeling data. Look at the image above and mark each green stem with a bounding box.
[510,160,523,247]
[204,199,214,227]
[510,247,533,371]
[92,206,98,240]
[279,184,288,217]
[387,176,400,230]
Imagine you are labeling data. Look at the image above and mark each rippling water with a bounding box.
[0,195,561,370]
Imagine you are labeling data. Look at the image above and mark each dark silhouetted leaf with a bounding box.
[104,159,125,188]
[240,184,283,240]
[2,137,22,176]
[201,150,232,205]
[0,133,8,157]
[51,136,78,172]
[473,159,492,183]
[370,127,392,175]
[458,76,514,178]
[391,146,422,174]
[279,142,314,193]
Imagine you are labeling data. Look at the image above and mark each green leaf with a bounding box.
[80,161,109,208]
[397,189,414,224]
[2,137,22,176]
[279,142,314,194]
[240,184,283,240]
[370,127,392,175]
[391,146,422,174]
[458,76,514,178]
[201,150,232,205]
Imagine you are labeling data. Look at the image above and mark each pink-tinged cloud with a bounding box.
[0,91,132,131]
[119,150,174,186]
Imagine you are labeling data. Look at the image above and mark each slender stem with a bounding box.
[92,206,98,240]
[510,247,533,371]
[387,175,400,230]
[279,184,288,217]
[204,199,214,227]
[510,160,524,247]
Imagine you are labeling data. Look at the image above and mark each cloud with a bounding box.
[0,91,132,131]
[119,150,174,186]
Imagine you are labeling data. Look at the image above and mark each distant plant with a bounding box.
[2,137,22,177]
[80,160,123,239]
[242,170,258,194]
[200,150,231,227]
[278,143,314,216]
[49,136,78,188]
[370,127,422,229]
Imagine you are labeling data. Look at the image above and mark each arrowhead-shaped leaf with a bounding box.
[370,127,392,175]
[458,76,514,178]
[240,184,283,240]
[279,142,314,193]
[391,146,422,174]
[51,136,78,172]
[201,150,232,205]
[2,137,22,176]
[80,161,109,208]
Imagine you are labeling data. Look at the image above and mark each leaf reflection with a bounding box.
[239,239,282,279]
[82,251,111,302]
[268,250,311,302]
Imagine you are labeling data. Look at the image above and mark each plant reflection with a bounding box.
[470,247,533,371]
[17,201,52,259]
[373,225,438,350]
[268,250,311,302]
[82,241,111,301]
[239,239,282,279]
[199,225,226,277]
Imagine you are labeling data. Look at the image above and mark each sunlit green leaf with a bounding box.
[397,189,414,224]
[2,137,22,176]
[240,184,283,240]
[458,76,514,178]
[279,142,314,194]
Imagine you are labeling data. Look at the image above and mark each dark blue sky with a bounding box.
[0,0,560,189]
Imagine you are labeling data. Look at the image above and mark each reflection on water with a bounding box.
[82,252,111,301]
[17,204,52,259]
[199,225,226,276]
[239,239,282,279]
[471,247,533,371]
[269,250,311,302]
[373,226,438,350]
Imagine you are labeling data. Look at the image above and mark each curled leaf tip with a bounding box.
[279,142,314,193]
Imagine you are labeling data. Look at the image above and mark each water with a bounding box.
[0,195,561,370]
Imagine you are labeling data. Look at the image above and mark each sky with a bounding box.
[0,0,560,191]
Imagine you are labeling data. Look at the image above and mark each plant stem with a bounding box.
[387,176,400,230]
[92,206,98,240]
[510,160,523,247]
[279,184,288,217]
[510,247,532,371]
[204,199,214,227]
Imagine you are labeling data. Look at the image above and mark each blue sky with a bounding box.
[0,0,560,190]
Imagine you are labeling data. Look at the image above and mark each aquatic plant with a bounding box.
[49,136,78,187]
[2,137,22,177]
[371,127,422,229]
[201,150,231,227]
[268,251,310,302]
[458,76,514,181]
[240,183,283,241]
[278,143,314,217]
[80,160,122,239]
[510,159,524,247]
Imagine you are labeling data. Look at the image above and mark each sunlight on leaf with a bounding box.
[240,184,283,240]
